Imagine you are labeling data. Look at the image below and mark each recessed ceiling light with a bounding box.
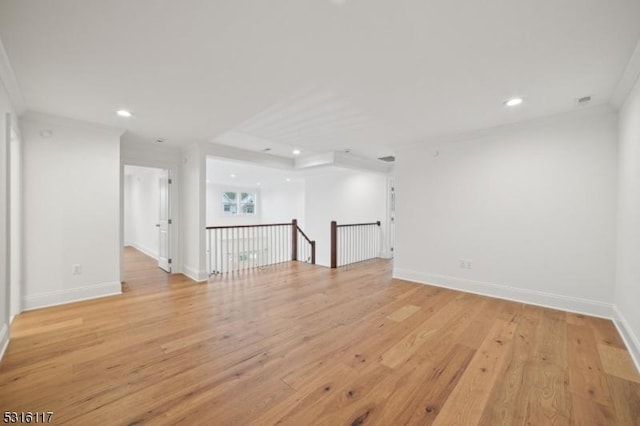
[116,109,133,117]
[156,138,165,143]
[257,182,261,186]
[504,98,523,107]
[286,178,291,182]
[292,149,301,155]
[230,174,236,178]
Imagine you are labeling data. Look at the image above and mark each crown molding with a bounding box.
[0,37,25,114]
[399,103,615,152]
[21,111,125,137]
[611,38,640,109]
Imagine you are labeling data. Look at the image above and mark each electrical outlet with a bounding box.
[459,259,466,269]
[467,259,473,269]
[72,264,82,275]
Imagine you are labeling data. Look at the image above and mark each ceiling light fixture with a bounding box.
[230,174,236,178]
[504,98,523,107]
[286,178,291,182]
[257,182,261,186]
[292,149,301,155]
[116,109,133,117]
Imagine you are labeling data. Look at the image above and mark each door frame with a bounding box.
[120,158,180,282]
[7,114,22,320]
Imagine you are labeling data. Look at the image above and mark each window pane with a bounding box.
[222,191,238,214]
[242,203,255,214]
[222,192,237,202]
[240,192,256,215]
[240,192,255,204]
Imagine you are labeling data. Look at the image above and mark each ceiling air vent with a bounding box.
[378,155,395,162]
[577,96,592,105]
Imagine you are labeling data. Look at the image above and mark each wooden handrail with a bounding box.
[206,219,316,272]
[297,226,313,243]
[206,222,291,230]
[331,220,381,268]
[337,221,381,228]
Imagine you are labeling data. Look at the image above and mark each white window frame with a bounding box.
[221,190,257,216]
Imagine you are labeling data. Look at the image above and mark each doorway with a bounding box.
[123,165,172,273]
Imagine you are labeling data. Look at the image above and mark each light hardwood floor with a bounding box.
[1,247,639,425]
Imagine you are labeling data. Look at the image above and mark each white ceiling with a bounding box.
[206,157,345,187]
[207,157,301,187]
[1,0,639,159]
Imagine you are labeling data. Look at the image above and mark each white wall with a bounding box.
[394,108,618,317]
[124,167,162,258]
[261,181,305,228]
[205,180,305,228]
[21,113,123,309]
[615,76,640,369]
[181,142,206,281]
[305,168,388,267]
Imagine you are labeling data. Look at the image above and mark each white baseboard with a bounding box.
[23,281,122,311]
[0,323,9,363]
[126,242,158,260]
[612,306,640,374]
[393,268,613,319]
[182,265,207,282]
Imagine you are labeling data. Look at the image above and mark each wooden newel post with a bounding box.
[292,219,298,261]
[330,221,337,268]
[311,241,316,265]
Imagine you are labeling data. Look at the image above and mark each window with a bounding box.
[221,191,238,214]
[221,191,256,215]
[240,192,256,214]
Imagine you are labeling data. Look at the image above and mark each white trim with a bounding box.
[126,243,159,260]
[0,37,25,114]
[23,281,122,311]
[393,268,613,319]
[21,111,125,138]
[182,265,207,282]
[0,324,9,363]
[401,104,615,151]
[206,142,294,170]
[611,39,640,108]
[612,306,640,375]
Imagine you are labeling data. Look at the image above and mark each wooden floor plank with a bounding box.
[431,319,518,425]
[566,323,613,407]
[0,247,639,424]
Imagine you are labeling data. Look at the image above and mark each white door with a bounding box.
[158,169,171,272]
